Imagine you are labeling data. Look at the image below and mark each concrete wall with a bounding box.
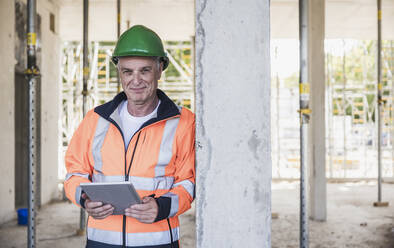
[0,0,16,224]
[307,0,327,221]
[195,0,271,247]
[37,0,61,205]
[0,0,60,224]
[59,0,194,41]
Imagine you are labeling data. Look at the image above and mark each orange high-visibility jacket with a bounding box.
[64,89,195,248]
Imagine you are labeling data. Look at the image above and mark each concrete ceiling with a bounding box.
[59,0,194,41]
[59,0,394,41]
[271,0,394,39]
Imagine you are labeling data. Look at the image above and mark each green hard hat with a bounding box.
[112,25,169,70]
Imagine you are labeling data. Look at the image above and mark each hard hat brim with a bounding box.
[111,55,169,71]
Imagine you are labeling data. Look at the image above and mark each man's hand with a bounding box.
[83,193,114,219]
[124,197,158,224]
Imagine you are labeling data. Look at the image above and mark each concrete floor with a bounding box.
[272,182,394,248]
[0,200,196,248]
[0,182,393,248]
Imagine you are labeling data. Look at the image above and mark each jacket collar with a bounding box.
[94,89,180,123]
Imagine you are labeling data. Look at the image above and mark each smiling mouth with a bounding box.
[130,87,146,92]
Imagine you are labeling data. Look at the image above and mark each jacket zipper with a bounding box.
[109,115,180,248]
[167,218,175,248]
[122,132,141,248]
[125,132,141,181]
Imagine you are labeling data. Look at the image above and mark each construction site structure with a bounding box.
[271,39,394,180]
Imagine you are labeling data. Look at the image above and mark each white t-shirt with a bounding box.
[119,100,160,148]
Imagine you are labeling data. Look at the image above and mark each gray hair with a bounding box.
[116,56,162,71]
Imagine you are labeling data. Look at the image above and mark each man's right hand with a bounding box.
[82,193,114,219]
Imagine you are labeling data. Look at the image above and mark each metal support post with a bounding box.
[82,0,89,117]
[275,47,281,178]
[326,53,334,178]
[191,36,196,112]
[117,0,121,93]
[377,0,382,203]
[391,41,394,177]
[342,42,347,178]
[299,0,310,246]
[26,0,40,247]
[374,0,389,207]
[78,0,89,235]
[117,0,121,38]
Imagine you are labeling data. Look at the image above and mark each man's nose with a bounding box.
[131,72,141,84]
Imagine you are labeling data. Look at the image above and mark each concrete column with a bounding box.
[38,0,61,205]
[0,0,15,223]
[307,0,327,221]
[195,1,271,247]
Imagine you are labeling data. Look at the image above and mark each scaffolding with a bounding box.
[59,40,194,179]
[271,39,394,179]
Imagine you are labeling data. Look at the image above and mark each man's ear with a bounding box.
[156,62,163,80]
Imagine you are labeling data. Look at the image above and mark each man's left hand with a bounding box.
[125,197,158,224]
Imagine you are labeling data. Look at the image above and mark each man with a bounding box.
[64,25,195,248]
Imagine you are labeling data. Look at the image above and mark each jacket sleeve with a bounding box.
[155,116,195,222]
[63,111,95,208]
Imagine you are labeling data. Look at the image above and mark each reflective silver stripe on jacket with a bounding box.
[155,118,180,177]
[162,192,179,217]
[87,227,179,246]
[92,174,175,191]
[92,115,180,176]
[75,186,82,206]
[65,172,90,182]
[173,179,195,199]
[92,117,110,173]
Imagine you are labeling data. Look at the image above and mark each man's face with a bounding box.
[118,56,162,106]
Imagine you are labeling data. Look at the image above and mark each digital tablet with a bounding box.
[80,181,142,215]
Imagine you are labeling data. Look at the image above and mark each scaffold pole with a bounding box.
[26,0,40,247]
[275,46,281,178]
[377,0,382,203]
[342,40,347,178]
[117,0,121,93]
[78,0,89,235]
[299,0,310,246]
[373,0,389,208]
